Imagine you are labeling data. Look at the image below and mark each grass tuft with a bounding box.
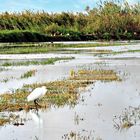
[2,57,74,66]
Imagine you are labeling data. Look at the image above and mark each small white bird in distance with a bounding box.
[27,86,47,109]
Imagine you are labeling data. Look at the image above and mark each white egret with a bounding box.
[27,86,47,109]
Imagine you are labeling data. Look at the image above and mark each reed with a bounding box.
[0,1,140,42]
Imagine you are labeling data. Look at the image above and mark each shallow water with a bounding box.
[0,43,140,140]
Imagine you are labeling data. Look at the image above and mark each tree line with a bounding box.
[1,0,140,42]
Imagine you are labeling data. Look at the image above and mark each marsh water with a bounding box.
[0,42,140,140]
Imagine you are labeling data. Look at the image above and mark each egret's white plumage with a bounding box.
[27,86,47,102]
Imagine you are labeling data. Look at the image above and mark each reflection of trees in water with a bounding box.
[113,106,140,130]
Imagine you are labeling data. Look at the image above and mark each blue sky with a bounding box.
[0,0,139,13]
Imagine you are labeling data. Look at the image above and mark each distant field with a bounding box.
[0,42,129,54]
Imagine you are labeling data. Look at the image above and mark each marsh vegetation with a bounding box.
[1,57,74,66]
[20,70,36,79]
[0,69,120,125]
[1,0,140,42]
[0,42,125,54]
[0,43,139,140]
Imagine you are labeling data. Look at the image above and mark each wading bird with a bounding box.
[27,86,47,109]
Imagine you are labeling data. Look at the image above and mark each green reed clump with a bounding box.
[20,70,36,79]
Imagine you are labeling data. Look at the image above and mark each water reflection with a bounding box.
[74,112,84,125]
[29,110,43,126]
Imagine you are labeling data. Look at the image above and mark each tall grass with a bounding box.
[20,70,36,79]
[0,1,140,41]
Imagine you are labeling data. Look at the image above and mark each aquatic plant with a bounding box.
[113,106,140,130]
[2,57,74,66]
[0,118,9,126]
[20,70,36,79]
[71,69,121,81]
[1,78,9,83]
[62,130,101,140]
[0,42,126,54]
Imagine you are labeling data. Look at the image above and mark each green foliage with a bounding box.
[1,57,74,66]
[0,30,47,42]
[44,23,61,35]
[0,42,127,54]
[0,1,140,41]
[20,70,36,79]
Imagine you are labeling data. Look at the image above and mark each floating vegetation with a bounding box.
[0,112,28,126]
[74,112,84,125]
[90,49,112,54]
[1,57,74,67]
[1,78,9,83]
[62,130,101,140]
[0,68,6,72]
[70,69,121,81]
[112,49,140,55]
[0,118,9,126]
[0,70,36,83]
[0,76,14,83]
[60,49,112,55]
[0,69,121,126]
[113,106,140,130]
[20,70,36,79]
[9,113,26,126]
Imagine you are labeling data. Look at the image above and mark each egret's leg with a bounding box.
[34,99,38,111]
[36,99,42,107]
[34,99,41,110]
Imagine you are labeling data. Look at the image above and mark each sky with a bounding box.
[0,0,139,13]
